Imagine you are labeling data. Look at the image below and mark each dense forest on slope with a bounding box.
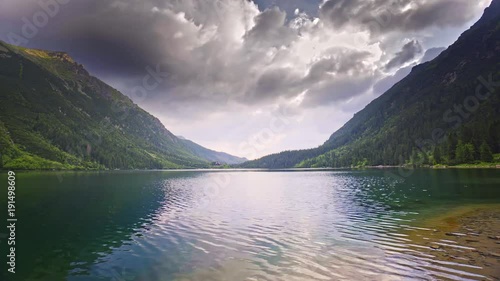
[242,0,500,169]
[0,42,240,170]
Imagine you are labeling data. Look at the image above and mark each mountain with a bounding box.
[242,0,500,169]
[0,42,240,170]
[178,136,247,165]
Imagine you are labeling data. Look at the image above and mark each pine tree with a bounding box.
[480,141,493,162]
[446,134,457,164]
[411,149,418,165]
[463,143,475,163]
[455,141,464,163]
[457,142,475,164]
[433,146,442,164]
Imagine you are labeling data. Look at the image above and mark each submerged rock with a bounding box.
[466,239,479,243]
[489,252,500,258]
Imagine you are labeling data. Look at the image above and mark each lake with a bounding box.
[0,169,499,280]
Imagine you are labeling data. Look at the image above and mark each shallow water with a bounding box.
[0,169,499,280]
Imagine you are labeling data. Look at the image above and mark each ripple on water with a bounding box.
[62,171,500,281]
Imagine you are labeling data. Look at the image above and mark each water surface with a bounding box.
[0,169,499,280]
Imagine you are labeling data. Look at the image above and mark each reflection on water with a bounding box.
[0,169,499,280]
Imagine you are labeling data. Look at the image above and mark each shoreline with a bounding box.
[362,164,500,169]
[2,165,500,172]
[404,204,500,279]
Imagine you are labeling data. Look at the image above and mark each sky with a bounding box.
[0,0,492,159]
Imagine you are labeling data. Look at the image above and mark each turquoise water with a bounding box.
[0,169,499,280]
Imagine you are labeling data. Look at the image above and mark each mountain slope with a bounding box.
[242,0,500,169]
[0,42,237,169]
[178,136,248,165]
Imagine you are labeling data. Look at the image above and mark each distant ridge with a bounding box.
[178,136,248,165]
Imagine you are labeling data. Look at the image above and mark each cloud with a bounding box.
[319,0,489,36]
[385,40,423,70]
[245,7,297,48]
[420,47,445,63]
[254,0,323,18]
[374,66,412,95]
[374,46,445,94]
[0,0,485,113]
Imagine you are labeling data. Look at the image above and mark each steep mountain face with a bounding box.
[0,42,239,169]
[178,136,248,165]
[242,0,500,169]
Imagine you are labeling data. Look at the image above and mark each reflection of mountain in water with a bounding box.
[3,171,198,281]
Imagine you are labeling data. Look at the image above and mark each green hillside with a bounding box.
[0,42,237,170]
[178,136,247,165]
[242,0,500,169]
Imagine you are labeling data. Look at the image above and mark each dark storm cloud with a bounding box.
[1,0,250,80]
[253,67,302,101]
[306,49,372,80]
[385,40,423,70]
[0,0,177,78]
[0,0,489,118]
[254,0,322,18]
[303,75,375,107]
[244,7,296,48]
[245,47,374,107]
[320,0,485,35]
[300,48,376,107]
